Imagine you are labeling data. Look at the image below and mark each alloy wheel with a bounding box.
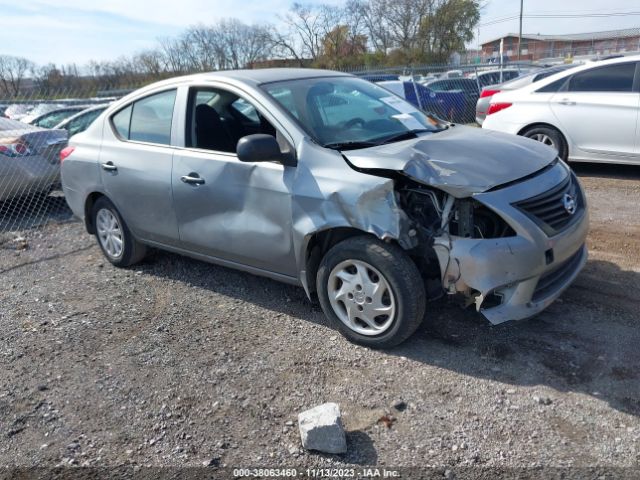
[530,133,557,151]
[96,208,124,259]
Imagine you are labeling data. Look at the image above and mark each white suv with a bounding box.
[482,55,640,165]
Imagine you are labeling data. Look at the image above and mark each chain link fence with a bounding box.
[0,58,595,235]
[1,87,124,235]
[344,61,542,123]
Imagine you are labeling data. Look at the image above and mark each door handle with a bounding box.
[558,99,576,106]
[101,161,117,171]
[180,173,205,185]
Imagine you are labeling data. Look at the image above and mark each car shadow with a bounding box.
[572,162,640,181]
[139,251,640,418]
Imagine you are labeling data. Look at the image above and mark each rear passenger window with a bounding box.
[536,77,568,93]
[130,90,176,144]
[567,63,636,93]
[111,89,177,145]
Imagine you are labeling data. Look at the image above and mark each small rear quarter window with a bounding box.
[112,105,132,139]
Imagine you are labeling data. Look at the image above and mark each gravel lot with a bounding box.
[0,164,639,475]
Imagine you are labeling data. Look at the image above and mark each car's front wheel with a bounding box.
[92,197,147,267]
[316,236,426,348]
[522,125,568,161]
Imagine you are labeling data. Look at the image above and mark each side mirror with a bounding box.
[236,134,296,167]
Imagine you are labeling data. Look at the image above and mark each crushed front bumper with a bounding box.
[433,160,589,324]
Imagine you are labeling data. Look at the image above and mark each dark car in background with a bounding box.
[54,104,109,136]
[359,74,400,82]
[378,80,467,123]
[423,78,481,123]
[20,104,66,124]
[28,106,89,129]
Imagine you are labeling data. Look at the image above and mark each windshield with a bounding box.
[261,76,444,149]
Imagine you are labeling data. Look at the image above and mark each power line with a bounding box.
[481,8,640,24]
[479,11,640,27]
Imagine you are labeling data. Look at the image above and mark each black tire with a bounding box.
[522,125,568,161]
[92,196,146,267]
[316,236,426,348]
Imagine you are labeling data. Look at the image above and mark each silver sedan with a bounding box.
[0,118,67,202]
[61,69,588,348]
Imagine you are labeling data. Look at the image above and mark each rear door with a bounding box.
[99,89,180,245]
[550,62,639,157]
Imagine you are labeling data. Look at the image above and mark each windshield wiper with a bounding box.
[322,140,380,151]
[323,128,444,151]
[373,129,432,145]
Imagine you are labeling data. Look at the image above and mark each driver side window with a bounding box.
[187,87,279,154]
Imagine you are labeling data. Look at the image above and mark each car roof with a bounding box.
[111,68,355,108]
[152,68,351,89]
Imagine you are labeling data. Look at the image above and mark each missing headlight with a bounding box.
[451,199,516,239]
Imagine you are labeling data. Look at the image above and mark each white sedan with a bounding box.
[482,55,640,165]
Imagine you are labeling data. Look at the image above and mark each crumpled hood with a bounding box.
[343,125,557,197]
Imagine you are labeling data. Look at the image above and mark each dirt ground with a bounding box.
[0,163,639,476]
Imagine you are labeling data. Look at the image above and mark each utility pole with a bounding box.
[518,0,524,61]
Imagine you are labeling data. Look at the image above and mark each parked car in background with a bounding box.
[3,104,35,121]
[20,104,65,124]
[476,64,580,125]
[359,74,399,82]
[482,55,640,164]
[470,69,523,88]
[423,78,480,123]
[443,69,463,78]
[0,118,67,202]
[54,104,109,136]
[28,106,88,129]
[61,69,588,348]
[379,80,468,123]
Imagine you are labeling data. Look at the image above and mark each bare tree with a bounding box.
[385,0,432,52]
[268,3,325,62]
[1,1,482,94]
[134,49,165,77]
[0,55,34,96]
[361,0,393,53]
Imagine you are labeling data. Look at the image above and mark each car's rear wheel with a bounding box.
[92,197,146,267]
[316,236,426,348]
[522,126,568,161]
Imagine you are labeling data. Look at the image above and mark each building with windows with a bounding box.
[481,28,640,62]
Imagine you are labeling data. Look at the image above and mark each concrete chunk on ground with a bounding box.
[298,402,347,454]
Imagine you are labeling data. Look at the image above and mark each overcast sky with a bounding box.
[1,0,638,65]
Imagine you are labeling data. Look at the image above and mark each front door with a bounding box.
[171,86,297,277]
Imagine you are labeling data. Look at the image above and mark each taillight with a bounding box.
[487,102,512,115]
[480,89,500,98]
[0,141,31,157]
[60,146,75,162]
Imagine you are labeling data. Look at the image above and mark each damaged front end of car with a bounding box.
[342,128,589,324]
[394,163,588,324]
